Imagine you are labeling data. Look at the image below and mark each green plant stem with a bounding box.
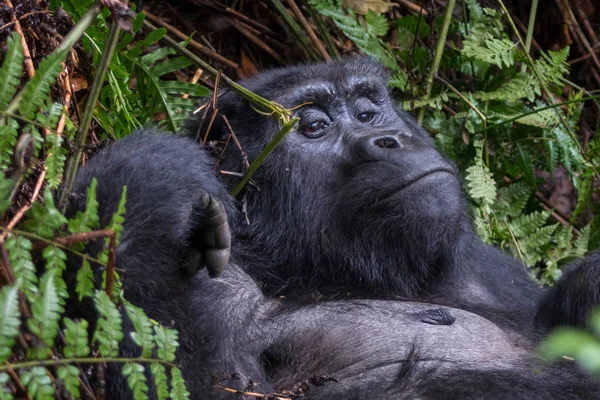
[307,4,340,59]
[144,20,291,125]
[496,0,589,170]
[0,227,107,267]
[435,74,487,127]
[521,0,538,73]
[417,0,456,125]
[268,0,320,61]
[460,0,475,77]
[230,117,299,197]
[0,357,177,372]
[59,20,122,212]
[4,1,103,116]
[475,93,600,134]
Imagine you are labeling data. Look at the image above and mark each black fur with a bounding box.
[65,59,600,399]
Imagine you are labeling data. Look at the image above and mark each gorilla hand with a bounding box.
[181,192,231,278]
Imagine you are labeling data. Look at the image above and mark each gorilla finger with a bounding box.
[205,248,231,278]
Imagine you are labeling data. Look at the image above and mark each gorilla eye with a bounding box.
[357,112,376,123]
[299,120,327,138]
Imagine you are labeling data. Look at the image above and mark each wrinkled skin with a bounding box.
[65,59,600,399]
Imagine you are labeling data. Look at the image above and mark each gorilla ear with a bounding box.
[185,90,242,143]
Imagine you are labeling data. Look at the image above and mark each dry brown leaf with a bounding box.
[344,0,398,15]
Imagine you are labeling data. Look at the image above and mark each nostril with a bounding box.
[373,136,402,149]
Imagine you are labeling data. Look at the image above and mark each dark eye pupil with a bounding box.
[358,113,373,123]
[303,121,324,134]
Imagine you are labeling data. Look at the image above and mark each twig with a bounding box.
[286,0,330,60]
[397,0,428,15]
[0,167,46,243]
[142,10,240,70]
[5,0,35,78]
[268,0,320,60]
[231,21,285,64]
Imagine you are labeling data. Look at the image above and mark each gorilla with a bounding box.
[66,58,600,399]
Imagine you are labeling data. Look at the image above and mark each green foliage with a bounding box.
[57,365,81,398]
[539,310,600,375]
[93,290,124,357]
[5,236,38,300]
[20,367,55,400]
[150,363,169,400]
[27,270,64,359]
[123,363,150,400]
[154,326,179,362]
[63,318,90,357]
[170,368,190,400]
[23,189,68,238]
[68,177,100,234]
[0,283,22,364]
[308,0,399,70]
[125,301,155,358]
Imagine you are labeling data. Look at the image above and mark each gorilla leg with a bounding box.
[536,251,600,330]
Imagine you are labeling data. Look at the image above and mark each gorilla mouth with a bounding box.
[377,167,457,202]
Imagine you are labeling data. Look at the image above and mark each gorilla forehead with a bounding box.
[239,58,390,103]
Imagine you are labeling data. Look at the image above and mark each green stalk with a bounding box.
[417,0,456,125]
[230,117,299,197]
[59,20,122,211]
[521,0,539,73]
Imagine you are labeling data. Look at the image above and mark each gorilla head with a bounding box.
[194,58,471,296]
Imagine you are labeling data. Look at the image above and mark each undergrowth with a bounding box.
[1,0,600,397]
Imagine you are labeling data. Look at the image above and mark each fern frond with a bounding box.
[0,32,24,110]
[309,0,398,69]
[68,178,100,234]
[170,368,190,400]
[57,365,81,398]
[27,270,64,357]
[125,301,155,358]
[463,38,515,68]
[5,236,38,300]
[534,47,570,88]
[0,119,19,170]
[93,290,123,357]
[509,210,551,237]
[23,188,68,238]
[20,367,55,400]
[63,318,90,358]
[0,282,22,364]
[44,132,66,189]
[18,49,68,119]
[154,326,178,362]
[122,363,149,400]
[574,224,591,256]
[75,260,95,301]
[495,181,531,217]
[150,363,169,400]
[0,372,13,400]
[465,163,496,207]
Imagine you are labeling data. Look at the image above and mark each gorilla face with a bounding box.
[207,59,472,296]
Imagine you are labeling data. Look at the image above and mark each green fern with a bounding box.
[57,365,81,398]
[75,259,95,300]
[23,189,68,239]
[63,318,90,357]
[27,270,64,359]
[0,372,13,400]
[150,363,169,400]
[93,290,124,357]
[0,32,23,110]
[508,210,551,237]
[18,49,68,120]
[0,282,22,364]
[0,172,11,215]
[44,131,67,189]
[495,181,531,217]
[154,326,178,362]
[465,162,496,209]
[309,0,398,69]
[122,363,149,400]
[5,236,38,300]
[20,367,54,400]
[170,368,190,400]
[68,178,100,234]
[125,301,155,358]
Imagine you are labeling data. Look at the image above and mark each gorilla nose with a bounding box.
[373,136,403,149]
[352,133,409,163]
